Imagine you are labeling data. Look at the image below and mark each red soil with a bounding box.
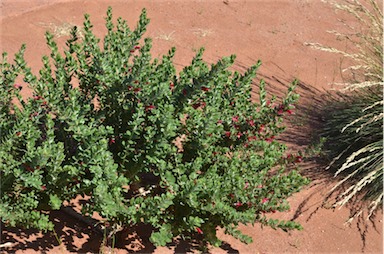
[1,1,382,253]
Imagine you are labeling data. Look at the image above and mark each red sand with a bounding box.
[1,1,382,253]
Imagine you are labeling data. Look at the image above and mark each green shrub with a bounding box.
[307,0,383,220]
[0,7,308,247]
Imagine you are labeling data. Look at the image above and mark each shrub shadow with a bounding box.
[236,60,382,252]
[1,209,102,253]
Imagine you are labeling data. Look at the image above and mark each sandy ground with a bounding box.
[0,0,383,253]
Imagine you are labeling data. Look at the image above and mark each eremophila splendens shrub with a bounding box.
[307,0,383,220]
[0,7,308,248]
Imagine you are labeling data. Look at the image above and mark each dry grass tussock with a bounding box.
[306,0,383,221]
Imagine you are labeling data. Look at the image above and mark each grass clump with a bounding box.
[307,0,383,221]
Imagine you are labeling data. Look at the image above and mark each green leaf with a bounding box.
[149,224,173,246]
[49,194,62,210]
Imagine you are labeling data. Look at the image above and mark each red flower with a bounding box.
[244,182,249,189]
[258,125,265,134]
[41,186,47,191]
[232,116,239,123]
[248,136,256,142]
[286,109,294,115]
[170,82,175,90]
[265,136,275,143]
[196,227,203,234]
[234,202,242,208]
[225,131,231,138]
[109,137,116,145]
[276,104,285,115]
[145,105,156,112]
[257,184,263,189]
[192,102,200,109]
[201,86,209,92]
[130,50,135,53]
[295,156,303,163]
[23,163,34,172]
[248,119,255,127]
[134,45,141,50]
[134,88,141,93]
[13,84,22,89]
[236,132,243,139]
[16,131,22,137]
[33,95,42,100]
[183,89,187,96]
[191,101,206,109]
[261,198,269,204]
